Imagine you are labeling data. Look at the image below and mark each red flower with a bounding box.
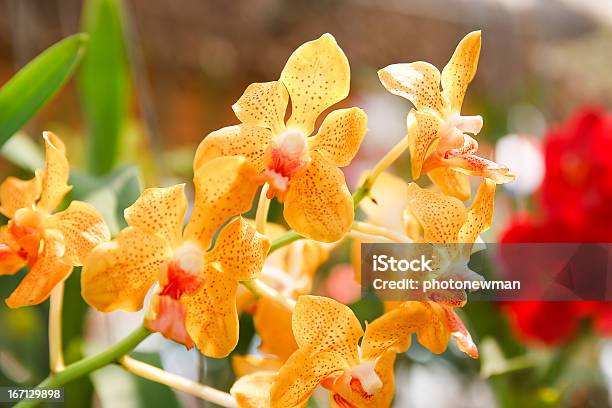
[502,108,612,346]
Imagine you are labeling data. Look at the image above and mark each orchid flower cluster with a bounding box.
[1,31,513,408]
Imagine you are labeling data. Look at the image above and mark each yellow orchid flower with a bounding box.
[81,156,270,357]
[0,132,110,308]
[352,175,494,359]
[378,31,514,201]
[231,296,398,408]
[194,33,367,242]
[234,222,329,377]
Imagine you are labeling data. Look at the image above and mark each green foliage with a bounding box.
[79,0,130,176]
[0,34,87,147]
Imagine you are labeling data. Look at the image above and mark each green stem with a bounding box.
[14,325,151,408]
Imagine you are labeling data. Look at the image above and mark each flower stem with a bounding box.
[120,356,238,408]
[270,136,410,253]
[241,279,296,311]
[49,282,65,373]
[13,325,151,408]
[255,184,271,234]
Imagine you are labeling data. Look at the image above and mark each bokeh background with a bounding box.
[1,0,612,407]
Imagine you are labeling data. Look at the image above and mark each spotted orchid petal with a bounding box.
[182,262,239,358]
[81,226,171,312]
[405,183,466,243]
[270,349,348,408]
[458,178,495,244]
[37,132,72,213]
[309,107,367,167]
[194,125,273,173]
[292,295,362,362]
[284,152,353,242]
[206,217,270,281]
[6,230,72,308]
[48,201,111,265]
[441,31,481,113]
[232,81,288,134]
[281,34,350,135]
[0,172,42,218]
[184,156,259,250]
[407,109,443,179]
[124,185,187,248]
[427,167,471,202]
[378,62,447,113]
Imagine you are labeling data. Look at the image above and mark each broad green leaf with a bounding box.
[79,0,130,176]
[0,34,87,147]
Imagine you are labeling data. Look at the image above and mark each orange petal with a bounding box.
[124,184,187,247]
[47,201,110,265]
[427,167,471,202]
[37,132,72,212]
[407,110,442,179]
[378,62,447,113]
[409,301,451,354]
[281,34,350,135]
[206,217,270,281]
[0,172,42,218]
[81,227,171,312]
[332,350,397,408]
[284,152,353,242]
[309,108,367,167]
[292,295,362,363]
[232,355,283,378]
[6,230,72,308]
[146,293,195,349]
[0,238,25,276]
[458,178,495,244]
[254,296,297,362]
[441,31,481,113]
[445,307,478,358]
[270,349,349,408]
[184,156,259,250]
[406,183,466,243]
[233,81,288,134]
[435,154,516,184]
[231,371,277,408]
[194,125,272,173]
[182,262,239,358]
[360,305,421,360]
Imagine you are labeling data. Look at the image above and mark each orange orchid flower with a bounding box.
[353,174,496,359]
[233,223,329,377]
[0,132,110,308]
[231,296,398,408]
[194,33,367,242]
[81,156,270,357]
[378,31,514,201]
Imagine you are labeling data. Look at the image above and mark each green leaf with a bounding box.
[0,34,87,147]
[79,0,130,176]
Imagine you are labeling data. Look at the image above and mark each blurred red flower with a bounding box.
[502,107,612,345]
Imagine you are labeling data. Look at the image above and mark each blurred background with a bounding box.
[1,0,612,407]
